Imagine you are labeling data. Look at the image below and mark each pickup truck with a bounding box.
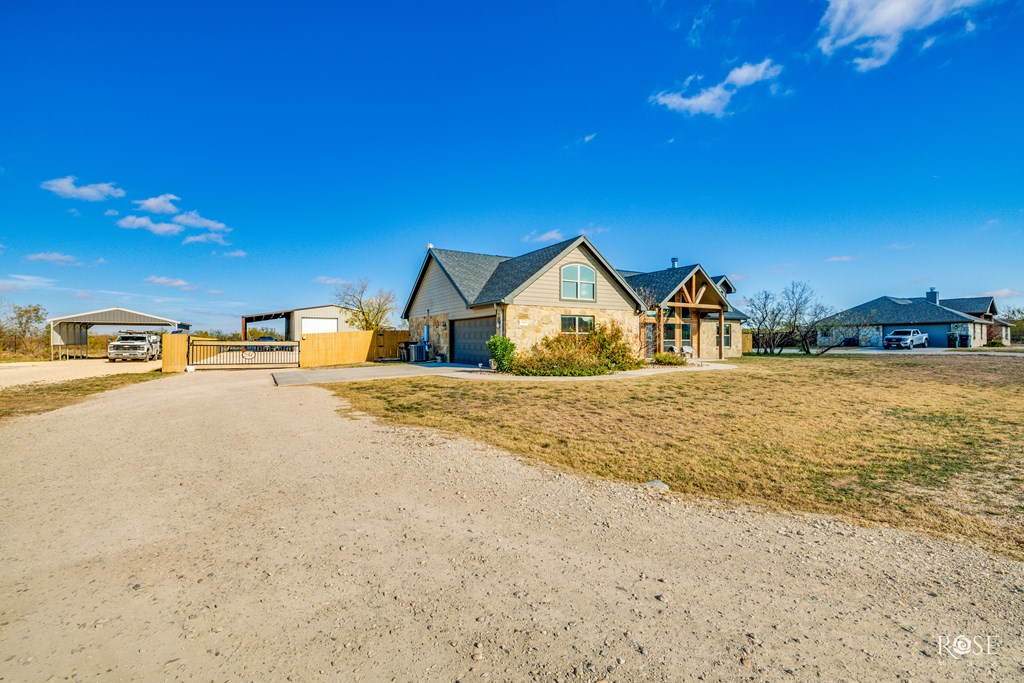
[882,329,928,349]
[107,331,162,361]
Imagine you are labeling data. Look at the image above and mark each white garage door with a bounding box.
[301,317,339,334]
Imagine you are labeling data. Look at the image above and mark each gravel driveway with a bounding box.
[1,371,1021,681]
[0,358,160,389]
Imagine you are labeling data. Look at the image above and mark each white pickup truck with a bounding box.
[107,331,162,361]
[882,329,928,349]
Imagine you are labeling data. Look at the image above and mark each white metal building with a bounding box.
[241,304,359,340]
[49,307,190,360]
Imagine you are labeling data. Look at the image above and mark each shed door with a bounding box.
[451,317,496,365]
[301,317,339,334]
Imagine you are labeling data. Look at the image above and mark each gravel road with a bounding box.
[0,358,160,389]
[1,371,1021,682]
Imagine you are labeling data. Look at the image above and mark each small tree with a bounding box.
[5,303,47,353]
[1003,306,1024,344]
[781,281,835,355]
[333,278,396,331]
[746,289,788,355]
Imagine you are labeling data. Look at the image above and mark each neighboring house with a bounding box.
[401,236,747,364]
[240,304,360,341]
[817,289,1009,348]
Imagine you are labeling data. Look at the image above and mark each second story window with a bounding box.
[561,264,596,301]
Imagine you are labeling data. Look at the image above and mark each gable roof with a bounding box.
[711,275,737,295]
[49,307,189,328]
[940,297,997,316]
[821,296,990,327]
[623,264,731,310]
[402,236,647,318]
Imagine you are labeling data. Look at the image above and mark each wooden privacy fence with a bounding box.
[742,329,753,354]
[162,330,411,372]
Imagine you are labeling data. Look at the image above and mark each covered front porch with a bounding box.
[637,269,731,360]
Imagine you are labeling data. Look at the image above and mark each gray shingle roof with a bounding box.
[940,297,996,316]
[473,237,582,304]
[429,248,508,304]
[821,296,989,326]
[623,265,699,305]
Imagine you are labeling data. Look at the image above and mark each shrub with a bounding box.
[485,335,517,372]
[986,339,1006,347]
[509,322,645,376]
[653,351,687,366]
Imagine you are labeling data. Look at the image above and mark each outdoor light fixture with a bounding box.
[441,321,448,330]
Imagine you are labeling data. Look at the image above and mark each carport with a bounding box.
[49,307,190,360]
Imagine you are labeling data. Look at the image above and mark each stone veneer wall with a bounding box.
[407,313,451,359]
[504,305,641,353]
[697,319,744,359]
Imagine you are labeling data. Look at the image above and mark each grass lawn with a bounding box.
[0,372,165,423]
[949,346,1024,353]
[326,354,1024,559]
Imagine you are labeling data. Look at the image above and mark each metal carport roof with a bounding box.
[49,307,191,328]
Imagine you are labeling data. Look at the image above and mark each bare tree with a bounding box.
[333,278,396,331]
[782,281,835,355]
[745,289,789,355]
[1003,306,1024,344]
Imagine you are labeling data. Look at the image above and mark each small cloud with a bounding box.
[985,218,1000,226]
[221,250,247,258]
[173,210,230,232]
[145,275,197,291]
[583,133,597,143]
[41,175,125,201]
[976,288,1024,299]
[315,276,347,285]
[0,274,57,292]
[26,251,80,266]
[921,36,937,51]
[0,243,5,254]
[206,289,224,295]
[104,209,119,217]
[182,232,230,246]
[578,224,608,237]
[132,193,181,214]
[727,272,747,282]
[68,208,82,218]
[826,255,855,262]
[93,258,106,266]
[117,215,183,236]
[818,0,984,72]
[887,242,913,250]
[965,19,976,32]
[72,291,99,300]
[522,229,565,243]
[772,262,797,273]
[687,4,712,47]
[651,58,783,118]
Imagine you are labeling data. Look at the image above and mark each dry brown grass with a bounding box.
[326,354,1024,559]
[0,372,165,423]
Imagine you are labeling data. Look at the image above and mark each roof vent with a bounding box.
[671,257,679,269]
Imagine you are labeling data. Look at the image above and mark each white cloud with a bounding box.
[978,288,1024,299]
[315,276,347,285]
[145,275,197,291]
[818,0,983,71]
[173,210,229,232]
[0,274,57,292]
[94,258,107,266]
[72,291,99,300]
[68,208,82,218]
[583,133,597,143]
[921,36,937,50]
[826,255,855,262]
[522,229,565,243]
[26,251,80,266]
[182,232,230,246]
[965,18,976,32]
[132,193,181,214]
[651,58,783,117]
[206,289,224,295]
[117,215,184,236]
[104,209,119,216]
[40,176,125,201]
[222,250,247,258]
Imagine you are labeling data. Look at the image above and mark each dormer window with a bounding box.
[561,264,596,301]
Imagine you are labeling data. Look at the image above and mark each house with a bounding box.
[817,289,1010,348]
[401,236,747,364]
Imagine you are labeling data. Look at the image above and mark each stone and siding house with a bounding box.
[402,236,747,364]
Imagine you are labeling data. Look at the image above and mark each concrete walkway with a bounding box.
[272,361,736,386]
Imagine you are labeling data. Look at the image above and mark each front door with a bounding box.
[644,323,656,358]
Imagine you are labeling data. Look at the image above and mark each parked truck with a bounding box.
[882,328,928,350]
[107,330,162,361]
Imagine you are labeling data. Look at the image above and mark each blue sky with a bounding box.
[1,0,1022,330]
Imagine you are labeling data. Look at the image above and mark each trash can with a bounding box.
[958,334,970,348]
[946,332,959,348]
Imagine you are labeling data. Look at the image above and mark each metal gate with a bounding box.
[188,339,300,369]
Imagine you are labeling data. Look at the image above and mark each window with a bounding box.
[561,264,596,301]
[716,323,732,348]
[661,322,692,352]
[561,315,595,335]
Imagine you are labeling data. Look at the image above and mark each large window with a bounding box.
[561,315,595,335]
[662,322,692,352]
[716,323,732,348]
[561,264,596,301]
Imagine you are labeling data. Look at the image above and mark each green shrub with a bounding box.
[986,339,1006,347]
[509,322,644,376]
[485,335,517,372]
[652,351,687,366]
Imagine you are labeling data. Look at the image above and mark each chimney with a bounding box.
[671,257,679,269]
[926,287,939,305]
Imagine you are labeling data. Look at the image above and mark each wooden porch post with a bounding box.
[718,308,725,359]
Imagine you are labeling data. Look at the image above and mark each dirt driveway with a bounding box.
[0,358,160,389]
[1,371,1021,681]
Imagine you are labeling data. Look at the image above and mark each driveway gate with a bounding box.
[188,338,300,369]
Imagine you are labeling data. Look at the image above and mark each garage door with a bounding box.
[301,317,339,334]
[451,317,496,365]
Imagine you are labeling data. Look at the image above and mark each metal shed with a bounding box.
[49,307,190,360]
[241,304,358,340]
